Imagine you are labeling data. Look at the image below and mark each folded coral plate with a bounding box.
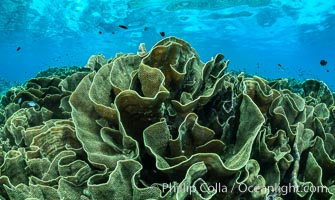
[0,37,335,200]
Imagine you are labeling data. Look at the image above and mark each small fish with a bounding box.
[320,59,327,66]
[144,26,149,31]
[16,46,21,51]
[277,63,285,71]
[119,25,128,29]
[99,31,103,34]
[160,31,165,37]
[326,69,329,72]
[27,101,36,107]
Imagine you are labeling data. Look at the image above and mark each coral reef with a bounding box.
[0,78,16,97]
[35,66,90,79]
[0,37,335,200]
[0,68,89,125]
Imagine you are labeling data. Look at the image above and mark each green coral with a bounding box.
[0,37,334,200]
[35,66,90,79]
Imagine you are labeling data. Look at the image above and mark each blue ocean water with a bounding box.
[0,0,334,91]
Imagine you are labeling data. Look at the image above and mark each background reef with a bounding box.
[0,37,335,200]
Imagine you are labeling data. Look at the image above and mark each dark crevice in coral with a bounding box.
[140,152,170,185]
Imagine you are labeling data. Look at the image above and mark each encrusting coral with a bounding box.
[0,36,334,200]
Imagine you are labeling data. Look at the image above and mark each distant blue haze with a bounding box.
[0,0,334,90]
